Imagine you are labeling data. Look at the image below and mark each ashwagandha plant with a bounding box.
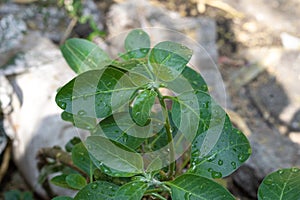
[38,29,300,200]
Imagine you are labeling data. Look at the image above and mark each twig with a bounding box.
[60,18,78,45]
[198,0,244,19]
[37,147,88,180]
[0,142,11,183]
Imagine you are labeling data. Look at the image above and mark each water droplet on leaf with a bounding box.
[91,183,97,189]
[184,192,192,200]
[218,160,223,166]
[238,154,247,162]
[207,154,216,162]
[59,102,67,109]
[78,110,86,116]
[211,171,222,178]
[291,167,300,173]
[277,169,284,175]
[231,161,236,169]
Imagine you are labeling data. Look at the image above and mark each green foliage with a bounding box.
[4,190,33,200]
[258,168,300,200]
[46,29,298,199]
[166,174,235,200]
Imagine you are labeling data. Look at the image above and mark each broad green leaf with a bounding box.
[115,181,148,200]
[258,168,300,200]
[52,196,73,200]
[61,38,111,74]
[61,111,97,131]
[189,115,251,179]
[145,156,162,173]
[50,174,70,189]
[56,67,140,118]
[93,113,145,150]
[112,59,154,84]
[180,66,208,92]
[65,174,87,190]
[90,154,136,177]
[166,174,235,200]
[132,90,157,126]
[149,41,192,81]
[124,29,150,58]
[85,135,144,173]
[74,181,119,200]
[72,142,95,176]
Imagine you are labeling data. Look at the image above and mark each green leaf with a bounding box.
[166,174,235,200]
[115,181,148,200]
[90,154,136,177]
[149,41,192,81]
[85,135,144,174]
[72,142,95,176]
[94,113,145,150]
[258,168,300,200]
[124,29,150,58]
[189,115,251,179]
[56,67,139,118]
[61,38,112,74]
[61,111,97,131]
[74,181,119,200]
[65,174,87,190]
[65,137,81,152]
[52,196,73,200]
[50,174,70,189]
[132,90,157,126]
[180,66,208,92]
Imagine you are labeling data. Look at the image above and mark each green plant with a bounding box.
[39,29,300,199]
[4,190,33,200]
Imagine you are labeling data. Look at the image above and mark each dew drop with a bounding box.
[218,160,223,166]
[277,169,284,175]
[191,149,200,157]
[230,141,234,145]
[91,183,97,189]
[291,167,300,173]
[264,179,272,185]
[231,161,236,169]
[122,134,128,143]
[59,101,67,109]
[211,171,222,178]
[78,110,86,116]
[208,168,213,172]
[238,154,246,162]
[207,154,216,162]
[184,192,192,200]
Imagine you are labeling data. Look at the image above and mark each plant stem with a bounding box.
[154,88,175,180]
[150,193,167,200]
[37,147,89,181]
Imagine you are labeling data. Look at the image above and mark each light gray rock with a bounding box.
[4,35,78,198]
[0,2,69,43]
[231,48,300,198]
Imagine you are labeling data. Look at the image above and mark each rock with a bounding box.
[4,35,78,198]
[0,2,69,43]
[106,0,230,108]
[224,0,300,36]
[230,48,300,198]
[0,14,27,67]
[240,48,300,131]
[280,32,300,50]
